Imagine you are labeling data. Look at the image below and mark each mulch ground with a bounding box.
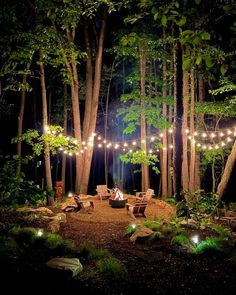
[1,196,236,295]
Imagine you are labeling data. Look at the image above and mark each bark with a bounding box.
[162,29,168,198]
[39,49,53,205]
[16,75,26,175]
[140,45,149,192]
[216,139,236,199]
[181,68,189,190]
[61,84,68,194]
[167,69,173,197]
[79,8,108,194]
[173,41,183,201]
[189,68,196,191]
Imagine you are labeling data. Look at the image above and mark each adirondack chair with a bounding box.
[126,200,148,219]
[135,188,154,202]
[96,185,113,200]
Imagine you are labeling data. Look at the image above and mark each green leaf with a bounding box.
[220,64,228,75]
[204,56,215,68]
[196,56,202,65]
[161,15,167,26]
[201,31,211,40]
[176,16,186,27]
[183,58,191,69]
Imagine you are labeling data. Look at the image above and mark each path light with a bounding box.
[131,224,137,230]
[68,192,73,197]
[191,234,200,245]
[37,229,43,237]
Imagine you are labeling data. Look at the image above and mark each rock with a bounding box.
[34,207,54,215]
[61,198,78,211]
[46,257,83,277]
[53,213,67,223]
[48,220,60,233]
[130,226,153,243]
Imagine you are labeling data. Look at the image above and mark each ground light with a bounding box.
[37,229,43,237]
[131,224,137,230]
[191,234,200,245]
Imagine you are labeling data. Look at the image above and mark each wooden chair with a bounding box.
[126,200,148,219]
[135,189,154,202]
[96,185,113,200]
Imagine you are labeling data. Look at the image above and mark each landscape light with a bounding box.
[68,192,73,197]
[37,229,43,237]
[191,234,200,245]
[131,224,137,229]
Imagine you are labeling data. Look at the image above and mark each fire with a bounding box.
[113,187,124,200]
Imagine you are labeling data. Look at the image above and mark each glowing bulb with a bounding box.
[185,129,189,134]
[84,146,88,150]
[168,129,173,133]
[169,144,173,149]
[210,133,215,138]
[37,229,43,237]
[221,142,225,146]
[202,133,207,138]
[98,144,102,148]
[194,131,198,136]
[64,151,68,154]
[197,143,201,147]
[76,152,79,155]
[203,145,207,150]
[68,192,73,197]
[150,136,155,141]
[115,144,119,149]
[227,130,232,135]
[208,146,213,150]
[66,136,70,140]
[227,137,232,142]
[156,149,160,152]
[98,136,102,140]
[149,149,153,153]
[81,150,84,153]
[123,148,126,151]
[124,143,128,147]
[82,141,86,145]
[188,136,192,140]
[52,130,56,134]
[129,149,133,153]
[191,234,199,245]
[163,147,167,151]
[131,224,137,229]
[44,125,49,131]
[192,139,196,144]
[220,132,224,137]
[59,133,63,137]
[132,141,137,145]
[141,139,146,143]
[215,145,219,149]
[160,133,163,137]
[103,140,107,143]
[69,152,72,156]
[59,147,63,151]
[73,139,77,144]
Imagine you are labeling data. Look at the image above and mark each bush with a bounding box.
[79,240,110,260]
[171,234,190,246]
[192,237,223,254]
[0,156,46,207]
[96,257,127,279]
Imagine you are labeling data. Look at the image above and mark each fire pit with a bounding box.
[109,186,127,208]
[109,197,128,208]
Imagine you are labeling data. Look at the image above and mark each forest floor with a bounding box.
[1,196,236,295]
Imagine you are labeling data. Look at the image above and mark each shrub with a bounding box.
[96,257,127,279]
[125,224,138,235]
[149,231,163,240]
[171,234,190,246]
[79,240,110,260]
[192,237,223,254]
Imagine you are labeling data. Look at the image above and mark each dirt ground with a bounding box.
[1,196,236,295]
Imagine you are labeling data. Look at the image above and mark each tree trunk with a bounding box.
[61,84,68,194]
[16,75,26,175]
[189,68,195,191]
[140,45,149,192]
[173,41,183,201]
[216,139,236,199]
[162,29,168,198]
[39,48,53,205]
[79,8,107,194]
[181,68,189,190]
[167,72,173,197]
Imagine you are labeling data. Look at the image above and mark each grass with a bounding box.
[192,237,223,254]
[171,233,190,246]
[96,257,127,279]
[79,240,110,260]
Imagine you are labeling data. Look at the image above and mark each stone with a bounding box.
[61,198,78,211]
[130,226,153,243]
[46,257,83,277]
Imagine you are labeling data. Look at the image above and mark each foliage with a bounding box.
[125,224,138,235]
[0,156,47,207]
[11,125,80,156]
[211,224,233,241]
[143,219,162,231]
[192,237,223,254]
[171,234,190,247]
[149,231,163,240]
[195,101,236,117]
[178,190,220,221]
[229,202,236,212]
[96,257,127,280]
[120,150,159,174]
[79,241,110,260]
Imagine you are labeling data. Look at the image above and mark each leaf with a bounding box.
[201,31,211,40]
[176,16,186,27]
[196,56,202,65]
[161,15,167,26]
[195,0,202,4]
[220,64,228,75]
[183,58,191,69]
[204,56,215,68]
